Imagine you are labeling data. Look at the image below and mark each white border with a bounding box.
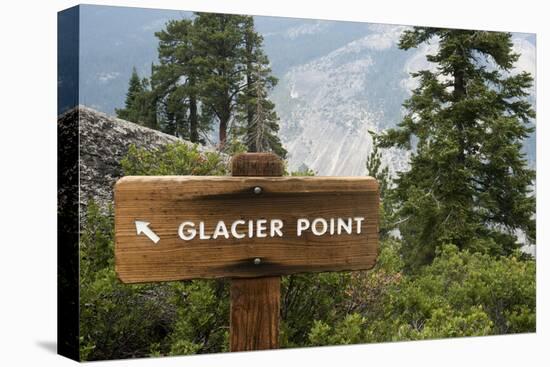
[0,1,547,366]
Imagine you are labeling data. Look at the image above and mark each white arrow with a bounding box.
[135,221,160,244]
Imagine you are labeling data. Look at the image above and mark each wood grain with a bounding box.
[230,153,282,352]
[231,152,284,176]
[230,276,280,351]
[114,175,379,283]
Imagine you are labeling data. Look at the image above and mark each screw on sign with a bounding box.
[114,153,380,352]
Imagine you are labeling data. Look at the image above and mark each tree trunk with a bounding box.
[245,30,257,152]
[189,94,198,143]
[219,116,228,148]
[246,75,256,152]
[454,67,466,165]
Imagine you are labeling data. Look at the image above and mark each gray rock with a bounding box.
[58,105,223,215]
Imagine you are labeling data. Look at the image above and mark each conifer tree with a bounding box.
[117,14,286,154]
[153,20,204,142]
[379,28,535,269]
[239,68,287,158]
[122,67,142,109]
[116,67,157,129]
[191,13,250,148]
[237,17,287,158]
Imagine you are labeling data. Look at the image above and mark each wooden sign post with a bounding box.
[114,153,379,352]
[230,153,283,351]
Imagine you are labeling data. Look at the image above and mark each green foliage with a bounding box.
[191,13,251,147]
[80,149,535,359]
[167,280,230,355]
[369,244,535,340]
[153,19,206,141]
[378,28,536,269]
[117,14,286,153]
[235,17,287,158]
[222,135,249,157]
[80,200,114,279]
[116,67,158,129]
[120,142,227,176]
[280,272,353,348]
[289,168,315,176]
[80,145,229,360]
[80,200,178,360]
[301,242,535,346]
[365,132,393,239]
[366,132,391,197]
[82,26,536,360]
[308,314,367,346]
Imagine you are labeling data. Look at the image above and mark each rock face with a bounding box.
[58,105,217,213]
[266,25,535,176]
[269,25,413,177]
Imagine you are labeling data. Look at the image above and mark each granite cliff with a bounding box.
[58,105,220,213]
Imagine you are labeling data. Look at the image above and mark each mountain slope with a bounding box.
[71,5,537,176]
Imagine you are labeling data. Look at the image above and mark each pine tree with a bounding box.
[116,14,286,155]
[153,20,204,142]
[192,13,250,148]
[237,18,287,158]
[243,70,287,158]
[379,28,535,269]
[365,132,392,239]
[116,67,157,129]
[116,67,143,122]
[123,67,142,110]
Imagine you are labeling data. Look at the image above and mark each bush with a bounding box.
[303,243,535,346]
[80,201,179,360]
[121,142,227,176]
[280,272,352,348]
[80,143,229,360]
[80,142,535,358]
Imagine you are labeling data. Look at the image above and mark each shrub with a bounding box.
[80,143,229,359]
[80,201,178,360]
[309,243,535,346]
[121,142,227,176]
[79,142,535,358]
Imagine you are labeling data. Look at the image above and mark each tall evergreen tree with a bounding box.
[117,14,286,155]
[121,67,142,112]
[379,28,535,269]
[240,68,287,158]
[116,67,157,129]
[192,13,250,148]
[237,17,287,158]
[153,20,204,142]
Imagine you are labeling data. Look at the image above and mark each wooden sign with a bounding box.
[114,153,380,352]
[114,175,379,284]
